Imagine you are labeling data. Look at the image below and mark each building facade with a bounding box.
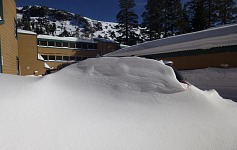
[0,0,120,76]
[17,31,120,75]
[0,0,19,74]
[106,24,237,70]
[18,30,47,75]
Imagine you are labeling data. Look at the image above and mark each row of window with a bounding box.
[41,55,89,61]
[38,40,97,50]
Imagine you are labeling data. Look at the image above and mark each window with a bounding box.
[56,56,62,60]
[40,41,47,46]
[82,43,87,49]
[0,0,3,24]
[48,41,54,47]
[69,43,75,48]
[56,42,62,47]
[94,44,97,49]
[76,56,81,61]
[14,18,17,38]
[42,55,48,60]
[88,44,94,49]
[49,55,55,60]
[63,42,68,47]
[63,56,69,61]
[70,56,75,61]
[76,43,81,48]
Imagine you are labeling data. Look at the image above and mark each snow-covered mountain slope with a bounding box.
[0,57,237,150]
[16,5,143,41]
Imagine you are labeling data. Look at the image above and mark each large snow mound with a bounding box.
[74,57,186,94]
[0,57,237,150]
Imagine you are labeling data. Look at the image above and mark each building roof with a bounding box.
[94,38,119,44]
[17,29,37,35]
[105,23,237,57]
[37,35,97,43]
[17,30,118,44]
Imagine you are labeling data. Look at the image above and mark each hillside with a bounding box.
[16,5,144,41]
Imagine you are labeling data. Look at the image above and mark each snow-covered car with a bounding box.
[163,60,189,85]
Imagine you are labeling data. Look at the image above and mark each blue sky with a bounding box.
[16,0,192,23]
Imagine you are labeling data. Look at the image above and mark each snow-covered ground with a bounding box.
[0,57,237,150]
[181,68,237,102]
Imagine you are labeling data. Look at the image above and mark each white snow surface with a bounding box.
[0,57,237,150]
[17,29,37,35]
[181,67,237,102]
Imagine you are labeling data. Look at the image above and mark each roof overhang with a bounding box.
[105,24,237,57]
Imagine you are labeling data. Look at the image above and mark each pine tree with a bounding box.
[216,0,237,25]
[185,0,209,31]
[185,0,236,31]
[22,13,31,31]
[164,0,183,36]
[179,4,192,34]
[116,0,139,45]
[142,0,163,40]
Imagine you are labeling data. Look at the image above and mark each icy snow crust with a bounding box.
[0,57,237,150]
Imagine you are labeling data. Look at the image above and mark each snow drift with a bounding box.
[0,57,237,150]
[181,67,237,101]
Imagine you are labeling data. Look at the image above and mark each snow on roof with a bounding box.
[44,62,51,69]
[105,23,237,57]
[38,54,44,61]
[38,54,51,69]
[37,35,96,43]
[94,38,119,44]
[17,29,37,35]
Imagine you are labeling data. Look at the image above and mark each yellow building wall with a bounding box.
[0,0,18,74]
[161,51,237,70]
[18,33,46,75]
[38,46,99,69]
[97,41,120,55]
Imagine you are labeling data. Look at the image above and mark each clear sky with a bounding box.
[16,0,193,23]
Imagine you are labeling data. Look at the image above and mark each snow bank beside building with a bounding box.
[0,57,237,150]
[181,67,237,101]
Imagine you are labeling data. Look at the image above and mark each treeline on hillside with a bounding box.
[17,6,97,37]
[116,0,237,45]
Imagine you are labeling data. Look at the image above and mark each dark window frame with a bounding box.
[48,41,55,47]
[63,42,69,47]
[39,41,47,46]
[56,56,62,60]
[63,56,69,61]
[56,42,62,47]
[70,56,75,61]
[41,55,48,60]
[76,43,82,49]
[69,43,75,48]
[0,0,4,25]
[49,55,55,60]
